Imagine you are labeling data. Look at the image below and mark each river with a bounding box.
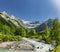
[0,38,55,52]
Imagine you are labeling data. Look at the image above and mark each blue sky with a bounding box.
[0,0,60,22]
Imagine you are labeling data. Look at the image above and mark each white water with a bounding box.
[23,38,55,52]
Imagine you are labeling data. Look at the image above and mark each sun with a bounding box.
[50,0,60,11]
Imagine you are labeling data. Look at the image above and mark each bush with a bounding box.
[52,45,60,52]
[0,33,22,42]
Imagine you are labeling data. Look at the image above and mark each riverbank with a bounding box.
[0,40,34,50]
[0,38,55,52]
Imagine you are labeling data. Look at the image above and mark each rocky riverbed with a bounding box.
[0,40,34,50]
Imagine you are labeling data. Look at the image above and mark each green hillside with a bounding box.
[0,15,16,35]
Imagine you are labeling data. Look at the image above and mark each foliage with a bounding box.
[52,45,60,52]
[51,19,60,44]
[31,29,37,35]
[14,26,26,37]
[0,33,22,42]
[28,29,38,39]
[44,24,51,43]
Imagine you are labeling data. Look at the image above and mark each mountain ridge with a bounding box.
[0,11,53,32]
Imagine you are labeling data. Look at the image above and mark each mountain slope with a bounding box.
[35,19,53,32]
[0,11,53,33]
[0,11,40,29]
[0,11,23,26]
[0,12,18,34]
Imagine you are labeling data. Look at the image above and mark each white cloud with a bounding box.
[50,0,60,11]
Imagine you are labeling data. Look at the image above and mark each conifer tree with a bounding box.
[44,24,50,43]
[51,19,60,44]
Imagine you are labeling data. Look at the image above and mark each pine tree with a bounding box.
[44,24,50,43]
[26,29,30,37]
[20,27,26,37]
[31,29,37,35]
[30,29,37,38]
[51,19,60,44]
